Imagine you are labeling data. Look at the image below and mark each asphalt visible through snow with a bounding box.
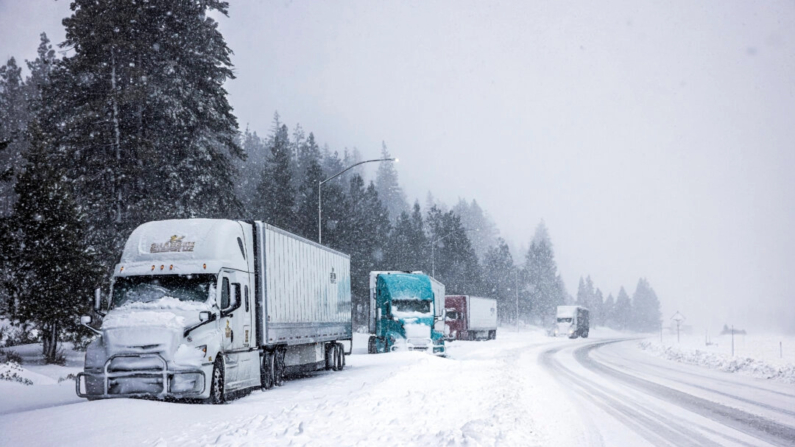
[541,339,795,447]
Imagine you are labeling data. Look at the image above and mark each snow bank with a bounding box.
[638,340,795,383]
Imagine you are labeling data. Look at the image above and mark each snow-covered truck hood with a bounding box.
[393,310,433,339]
[98,298,211,364]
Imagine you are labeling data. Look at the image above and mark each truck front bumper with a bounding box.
[76,353,206,399]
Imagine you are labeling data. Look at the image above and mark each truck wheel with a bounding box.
[367,336,377,354]
[261,352,274,390]
[582,331,589,339]
[209,357,225,404]
[325,343,335,369]
[336,342,345,371]
[331,343,342,371]
[489,330,496,340]
[274,349,285,386]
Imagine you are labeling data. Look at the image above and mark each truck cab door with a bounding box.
[219,272,246,386]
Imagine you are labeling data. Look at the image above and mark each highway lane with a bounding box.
[540,339,795,447]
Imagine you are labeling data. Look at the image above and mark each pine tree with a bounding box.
[254,120,296,231]
[603,293,616,328]
[631,278,662,332]
[593,288,605,326]
[525,238,561,324]
[4,122,101,362]
[387,201,429,272]
[236,126,268,218]
[294,133,324,240]
[374,142,407,220]
[483,238,516,324]
[614,287,632,330]
[427,205,481,294]
[48,0,243,274]
[0,57,29,216]
[343,176,391,328]
[452,199,499,261]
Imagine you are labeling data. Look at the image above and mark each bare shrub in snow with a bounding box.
[0,348,22,364]
[0,361,33,386]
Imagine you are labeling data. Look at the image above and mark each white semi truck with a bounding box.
[77,219,352,403]
[553,305,589,339]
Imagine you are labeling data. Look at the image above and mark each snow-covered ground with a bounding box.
[0,327,588,446]
[637,332,795,383]
[2,328,794,446]
[0,342,85,415]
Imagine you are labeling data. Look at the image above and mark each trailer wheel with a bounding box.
[260,352,274,390]
[274,349,285,386]
[325,343,335,369]
[367,336,377,354]
[209,357,225,404]
[331,343,341,371]
[335,342,345,371]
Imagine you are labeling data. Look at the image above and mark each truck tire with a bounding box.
[336,342,345,371]
[209,357,225,404]
[325,343,335,369]
[582,331,589,338]
[367,336,377,354]
[490,330,496,340]
[332,343,342,371]
[261,352,274,390]
[274,349,285,386]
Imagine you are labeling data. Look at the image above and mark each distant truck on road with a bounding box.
[444,296,498,341]
[554,305,589,339]
[366,271,446,355]
[77,219,352,404]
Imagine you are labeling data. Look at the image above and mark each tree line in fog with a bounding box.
[0,1,661,361]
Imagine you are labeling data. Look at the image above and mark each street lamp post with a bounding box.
[318,157,397,244]
[430,228,478,278]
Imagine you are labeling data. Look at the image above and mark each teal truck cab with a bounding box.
[366,271,446,355]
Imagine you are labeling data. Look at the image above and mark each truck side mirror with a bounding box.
[199,311,212,322]
[377,308,382,319]
[80,315,101,335]
[94,287,102,311]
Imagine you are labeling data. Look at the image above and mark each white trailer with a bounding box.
[77,219,351,403]
[444,295,498,340]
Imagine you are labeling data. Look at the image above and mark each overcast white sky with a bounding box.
[2,0,794,333]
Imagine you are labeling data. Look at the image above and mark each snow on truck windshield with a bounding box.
[112,274,215,307]
[392,299,431,314]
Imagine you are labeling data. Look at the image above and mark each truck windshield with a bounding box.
[393,299,431,314]
[112,274,216,308]
[557,317,573,323]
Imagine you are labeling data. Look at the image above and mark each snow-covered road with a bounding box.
[541,339,795,447]
[1,330,793,446]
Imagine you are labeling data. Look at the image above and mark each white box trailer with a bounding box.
[77,219,351,404]
[444,295,498,340]
[258,224,351,345]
